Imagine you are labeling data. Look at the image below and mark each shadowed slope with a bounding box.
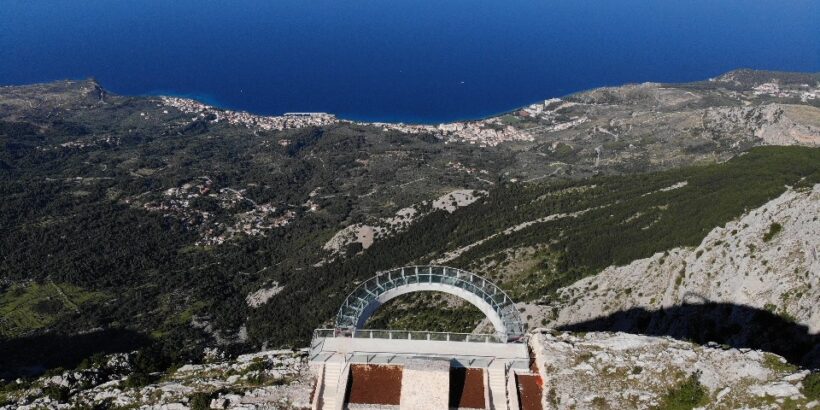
[559,302,819,369]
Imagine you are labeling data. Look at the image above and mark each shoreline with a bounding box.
[154,68,820,148]
[93,67,820,126]
[143,87,540,127]
[0,68,820,128]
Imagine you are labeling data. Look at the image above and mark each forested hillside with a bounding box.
[1,71,818,377]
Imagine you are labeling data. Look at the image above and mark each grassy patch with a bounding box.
[803,372,820,401]
[762,353,798,374]
[175,301,210,325]
[656,372,709,410]
[0,282,107,337]
[762,222,782,242]
[189,392,213,410]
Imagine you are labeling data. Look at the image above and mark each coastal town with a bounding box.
[160,95,589,147]
[161,74,820,151]
[160,97,339,131]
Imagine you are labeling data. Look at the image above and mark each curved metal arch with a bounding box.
[335,265,525,342]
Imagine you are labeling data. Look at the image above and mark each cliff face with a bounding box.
[519,184,820,367]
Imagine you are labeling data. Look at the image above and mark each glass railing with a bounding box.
[313,329,336,338]
[334,266,525,339]
[312,328,506,343]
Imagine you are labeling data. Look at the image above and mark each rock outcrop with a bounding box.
[530,331,817,410]
[1,350,312,410]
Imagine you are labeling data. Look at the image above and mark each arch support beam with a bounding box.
[335,266,525,342]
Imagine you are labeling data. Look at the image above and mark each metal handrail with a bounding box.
[312,328,506,344]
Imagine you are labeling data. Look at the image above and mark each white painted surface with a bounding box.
[319,337,528,361]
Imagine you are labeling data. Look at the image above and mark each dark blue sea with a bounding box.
[1,0,818,123]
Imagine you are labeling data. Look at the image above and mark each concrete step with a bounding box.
[487,367,508,410]
[320,361,345,410]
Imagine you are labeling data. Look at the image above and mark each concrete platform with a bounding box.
[309,336,532,410]
[313,336,529,368]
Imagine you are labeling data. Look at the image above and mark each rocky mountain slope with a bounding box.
[530,331,818,410]
[515,184,819,368]
[1,70,819,382]
[0,350,313,409]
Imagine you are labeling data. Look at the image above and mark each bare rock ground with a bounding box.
[530,331,817,409]
[2,350,313,410]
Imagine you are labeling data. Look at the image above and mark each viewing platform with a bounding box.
[308,266,541,410]
[335,265,526,342]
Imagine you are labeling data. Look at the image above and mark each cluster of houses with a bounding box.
[142,178,296,246]
[159,93,607,150]
[752,82,819,102]
[160,97,338,131]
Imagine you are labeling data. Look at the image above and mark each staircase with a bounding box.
[487,363,509,410]
[319,359,347,410]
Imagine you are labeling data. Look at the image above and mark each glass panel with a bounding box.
[392,331,410,340]
[382,280,394,291]
[313,329,334,338]
[354,288,369,301]
[352,330,371,338]
[429,332,448,341]
[371,330,390,339]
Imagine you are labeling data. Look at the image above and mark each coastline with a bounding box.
[3,69,818,149]
[3,68,818,127]
[155,68,820,148]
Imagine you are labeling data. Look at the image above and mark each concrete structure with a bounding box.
[336,265,525,342]
[310,266,539,410]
